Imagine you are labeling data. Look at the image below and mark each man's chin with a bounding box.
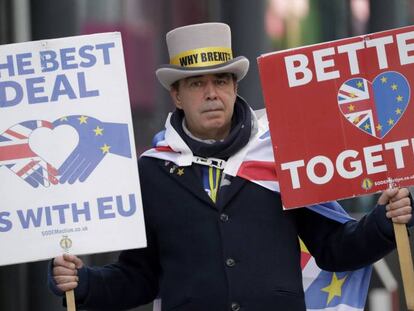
[202,122,230,138]
[203,117,226,128]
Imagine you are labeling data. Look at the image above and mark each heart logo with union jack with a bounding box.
[0,116,132,188]
[337,71,410,139]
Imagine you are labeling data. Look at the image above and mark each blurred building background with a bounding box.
[0,0,413,310]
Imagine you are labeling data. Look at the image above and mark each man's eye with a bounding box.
[216,79,227,86]
[190,81,203,87]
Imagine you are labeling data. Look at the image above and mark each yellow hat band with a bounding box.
[170,47,233,68]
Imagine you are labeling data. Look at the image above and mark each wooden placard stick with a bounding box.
[66,290,76,311]
[393,222,414,311]
[60,235,76,311]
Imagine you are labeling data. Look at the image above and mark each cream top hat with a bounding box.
[156,22,249,90]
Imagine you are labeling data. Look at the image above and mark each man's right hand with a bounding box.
[53,254,84,292]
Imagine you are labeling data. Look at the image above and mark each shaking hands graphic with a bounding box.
[0,116,132,187]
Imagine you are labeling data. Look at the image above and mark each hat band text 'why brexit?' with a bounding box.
[170,47,233,68]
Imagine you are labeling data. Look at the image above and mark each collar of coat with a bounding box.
[140,108,280,191]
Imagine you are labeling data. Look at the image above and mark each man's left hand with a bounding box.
[378,188,412,224]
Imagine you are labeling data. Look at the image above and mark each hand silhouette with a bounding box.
[53,116,132,184]
[0,120,59,187]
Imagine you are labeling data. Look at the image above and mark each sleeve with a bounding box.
[69,158,160,310]
[48,232,159,310]
[77,235,160,310]
[291,203,396,272]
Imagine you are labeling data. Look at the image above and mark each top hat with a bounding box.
[156,22,249,90]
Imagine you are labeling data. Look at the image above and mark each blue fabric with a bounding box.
[305,267,372,309]
[307,201,354,224]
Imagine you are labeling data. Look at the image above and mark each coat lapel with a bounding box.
[159,160,215,207]
[217,175,247,210]
[157,160,248,210]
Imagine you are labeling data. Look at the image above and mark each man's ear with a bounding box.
[170,88,182,109]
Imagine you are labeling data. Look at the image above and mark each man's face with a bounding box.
[170,73,237,140]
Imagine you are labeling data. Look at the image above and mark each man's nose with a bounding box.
[205,81,218,100]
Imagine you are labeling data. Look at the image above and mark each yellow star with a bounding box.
[388,118,394,125]
[93,126,104,136]
[364,123,370,130]
[395,108,402,115]
[356,81,363,88]
[321,273,347,305]
[177,168,185,176]
[353,116,360,124]
[349,93,356,98]
[100,144,111,154]
[391,83,398,90]
[348,104,355,112]
[376,124,382,131]
[396,95,403,102]
[381,76,388,83]
[78,116,88,124]
[60,116,68,121]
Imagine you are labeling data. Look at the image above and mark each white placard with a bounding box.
[0,32,146,265]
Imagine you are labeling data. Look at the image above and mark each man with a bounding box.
[50,23,413,311]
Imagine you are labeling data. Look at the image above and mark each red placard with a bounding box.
[258,25,414,208]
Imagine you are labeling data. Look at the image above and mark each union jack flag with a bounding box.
[236,128,280,192]
[0,121,58,187]
[338,78,378,137]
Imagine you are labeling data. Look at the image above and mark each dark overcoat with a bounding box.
[75,156,396,311]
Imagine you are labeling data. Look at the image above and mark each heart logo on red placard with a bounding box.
[337,71,410,139]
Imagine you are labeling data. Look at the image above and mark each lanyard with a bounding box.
[208,166,221,203]
[195,155,225,203]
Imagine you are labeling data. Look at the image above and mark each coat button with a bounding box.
[220,213,229,222]
[226,258,236,267]
[231,302,240,311]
